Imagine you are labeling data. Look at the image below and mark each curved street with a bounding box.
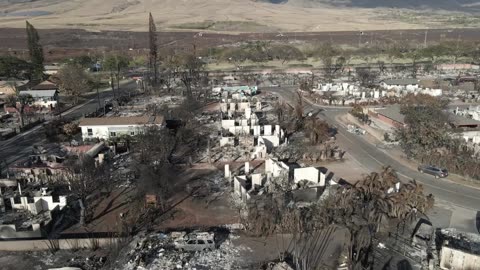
[270,86,480,233]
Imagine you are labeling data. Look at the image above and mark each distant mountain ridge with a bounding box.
[0,0,478,32]
[258,0,480,10]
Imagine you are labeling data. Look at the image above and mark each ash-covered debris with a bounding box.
[436,228,480,255]
[122,230,250,270]
[66,255,107,270]
[264,261,294,270]
[185,172,229,198]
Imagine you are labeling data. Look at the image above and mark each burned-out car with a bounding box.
[173,232,216,252]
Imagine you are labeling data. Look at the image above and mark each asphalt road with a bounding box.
[0,80,138,167]
[269,87,480,233]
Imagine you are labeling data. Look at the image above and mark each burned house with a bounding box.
[0,185,68,239]
[10,144,68,183]
[228,158,326,203]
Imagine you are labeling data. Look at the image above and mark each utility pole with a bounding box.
[207,137,211,164]
[424,28,428,48]
[96,74,101,111]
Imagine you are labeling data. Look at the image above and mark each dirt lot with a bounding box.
[1,28,480,61]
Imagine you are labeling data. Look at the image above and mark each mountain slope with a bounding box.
[0,0,477,32]
[261,0,480,10]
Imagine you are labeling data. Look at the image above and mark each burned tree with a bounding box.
[243,167,434,269]
[63,155,110,226]
[356,67,378,88]
[325,168,434,269]
[179,53,206,97]
[304,118,330,145]
[5,93,33,128]
[134,126,175,167]
[148,13,158,85]
[159,48,181,93]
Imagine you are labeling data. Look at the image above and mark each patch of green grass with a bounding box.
[288,63,313,68]
[173,20,215,30]
[171,20,277,32]
[379,10,480,27]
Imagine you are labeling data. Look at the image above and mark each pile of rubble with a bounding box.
[437,228,480,255]
[67,255,107,270]
[264,261,294,270]
[122,232,250,270]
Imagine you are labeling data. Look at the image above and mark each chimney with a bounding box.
[245,162,250,174]
[98,153,105,164]
[41,187,48,196]
[224,164,231,179]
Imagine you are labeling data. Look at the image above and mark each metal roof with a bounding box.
[20,90,57,97]
[449,113,480,127]
[31,80,59,90]
[375,104,406,124]
[79,115,165,126]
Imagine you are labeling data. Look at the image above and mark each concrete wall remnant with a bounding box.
[264,125,272,136]
[224,164,231,179]
[440,246,480,269]
[265,158,289,178]
[251,173,263,187]
[220,137,235,146]
[259,136,280,151]
[221,120,235,129]
[293,167,325,186]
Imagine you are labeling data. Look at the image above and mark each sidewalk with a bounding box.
[335,111,480,191]
[0,80,133,145]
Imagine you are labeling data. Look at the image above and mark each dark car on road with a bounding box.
[418,165,448,178]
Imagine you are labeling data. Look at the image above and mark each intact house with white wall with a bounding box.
[79,115,165,140]
[19,89,59,109]
[23,80,61,109]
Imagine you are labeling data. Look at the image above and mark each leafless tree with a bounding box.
[322,56,334,82]
[159,48,181,93]
[179,53,206,97]
[63,155,110,226]
[4,93,33,128]
[356,67,378,88]
[133,126,175,167]
[304,118,330,145]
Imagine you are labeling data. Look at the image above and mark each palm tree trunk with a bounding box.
[116,73,120,93]
[79,198,86,226]
[110,75,116,99]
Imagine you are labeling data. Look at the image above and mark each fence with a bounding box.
[0,237,121,251]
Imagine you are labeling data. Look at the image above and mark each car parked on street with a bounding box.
[417,165,448,178]
[173,232,215,252]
